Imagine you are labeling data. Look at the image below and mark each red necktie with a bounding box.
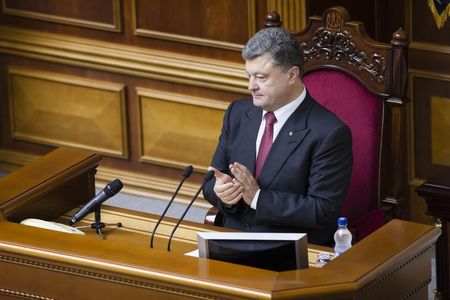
[255,112,277,179]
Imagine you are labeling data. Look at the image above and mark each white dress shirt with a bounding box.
[250,87,307,210]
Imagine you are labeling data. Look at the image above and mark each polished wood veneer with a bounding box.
[0,148,441,299]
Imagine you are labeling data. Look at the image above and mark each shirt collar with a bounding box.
[263,87,307,124]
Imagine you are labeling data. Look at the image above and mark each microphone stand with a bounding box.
[167,170,214,252]
[75,204,122,239]
[150,165,193,248]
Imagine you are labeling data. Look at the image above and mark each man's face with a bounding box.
[245,53,293,112]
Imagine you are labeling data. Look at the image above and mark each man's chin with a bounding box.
[252,96,264,107]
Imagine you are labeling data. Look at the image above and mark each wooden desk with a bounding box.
[0,147,441,299]
[416,170,450,300]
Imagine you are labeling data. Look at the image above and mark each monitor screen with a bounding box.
[197,232,308,271]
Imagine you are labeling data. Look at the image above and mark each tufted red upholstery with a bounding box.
[304,70,385,239]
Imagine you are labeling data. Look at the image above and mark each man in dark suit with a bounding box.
[203,27,353,246]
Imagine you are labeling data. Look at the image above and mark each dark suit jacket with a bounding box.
[203,93,353,246]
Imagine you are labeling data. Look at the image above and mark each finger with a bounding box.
[223,193,243,205]
[231,166,252,185]
[223,184,242,201]
[214,181,234,193]
[217,183,241,199]
[232,162,251,175]
[221,187,243,204]
[208,166,232,184]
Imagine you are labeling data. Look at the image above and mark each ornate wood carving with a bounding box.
[0,288,54,300]
[0,254,222,300]
[301,17,387,84]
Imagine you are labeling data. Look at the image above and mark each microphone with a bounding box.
[69,179,123,226]
[150,165,193,248]
[167,170,214,251]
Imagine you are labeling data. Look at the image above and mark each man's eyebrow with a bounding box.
[245,71,268,76]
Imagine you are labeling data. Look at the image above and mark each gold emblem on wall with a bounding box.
[8,67,128,158]
[427,0,450,29]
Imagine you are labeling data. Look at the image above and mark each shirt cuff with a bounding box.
[250,189,261,210]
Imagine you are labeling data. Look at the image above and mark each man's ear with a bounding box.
[288,66,300,83]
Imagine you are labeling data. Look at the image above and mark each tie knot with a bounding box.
[265,112,277,126]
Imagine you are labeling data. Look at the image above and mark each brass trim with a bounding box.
[137,88,229,110]
[411,41,450,55]
[0,288,54,300]
[409,178,427,187]
[432,217,442,229]
[0,26,248,94]
[0,254,226,300]
[7,67,129,158]
[134,29,243,51]
[131,0,256,51]
[409,69,450,81]
[1,0,122,32]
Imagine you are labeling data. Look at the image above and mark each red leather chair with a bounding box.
[206,6,409,242]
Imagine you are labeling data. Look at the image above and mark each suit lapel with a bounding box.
[257,95,314,187]
[234,105,261,174]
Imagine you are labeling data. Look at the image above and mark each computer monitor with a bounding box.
[197,232,308,271]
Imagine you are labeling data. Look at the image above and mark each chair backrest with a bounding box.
[266,7,409,239]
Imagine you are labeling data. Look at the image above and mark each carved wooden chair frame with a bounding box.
[206,6,409,240]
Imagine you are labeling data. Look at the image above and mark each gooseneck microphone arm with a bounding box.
[167,170,214,252]
[150,165,193,248]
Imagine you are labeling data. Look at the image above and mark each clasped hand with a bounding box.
[208,162,259,206]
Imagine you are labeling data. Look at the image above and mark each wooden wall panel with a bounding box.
[137,88,226,171]
[2,0,121,32]
[0,48,246,202]
[2,0,446,219]
[8,67,128,158]
[408,0,450,223]
[410,74,450,181]
[0,0,260,202]
[431,96,450,167]
[133,0,255,50]
[411,0,450,46]
[0,0,254,62]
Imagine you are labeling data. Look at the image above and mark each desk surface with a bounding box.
[0,209,440,300]
[0,148,441,299]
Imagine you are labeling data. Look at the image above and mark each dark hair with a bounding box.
[242,27,304,78]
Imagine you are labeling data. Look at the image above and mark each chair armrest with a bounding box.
[204,207,224,226]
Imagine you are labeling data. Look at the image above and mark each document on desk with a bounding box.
[185,249,199,257]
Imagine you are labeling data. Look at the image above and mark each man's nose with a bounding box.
[248,77,258,91]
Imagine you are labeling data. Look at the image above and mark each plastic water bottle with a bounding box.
[334,217,352,256]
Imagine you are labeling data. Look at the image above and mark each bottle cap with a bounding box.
[338,217,347,226]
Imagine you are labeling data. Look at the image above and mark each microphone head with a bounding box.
[182,165,194,178]
[105,179,123,196]
[204,170,215,182]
